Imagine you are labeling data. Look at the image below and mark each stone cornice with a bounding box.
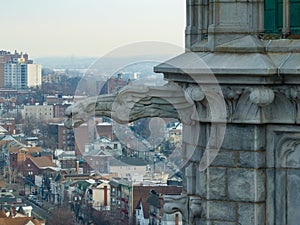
[154,51,300,84]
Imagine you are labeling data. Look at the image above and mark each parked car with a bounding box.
[19,190,25,196]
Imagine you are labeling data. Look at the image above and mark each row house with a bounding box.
[146,190,183,225]
[0,118,15,135]
[108,178,182,225]
[87,180,111,211]
[0,137,41,171]
[49,122,114,157]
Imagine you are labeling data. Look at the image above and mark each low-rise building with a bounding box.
[22,156,60,179]
[109,157,148,182]
[87,180,111,211]
[22,104,53,120]
[109,178,182,225]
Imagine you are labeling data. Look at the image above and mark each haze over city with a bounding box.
[1,0,185,58]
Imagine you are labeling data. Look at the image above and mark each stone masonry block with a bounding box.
[211,150,236,167]
[214,222,236,225]
[196,219,212,225]
[222,124,265,150]
[186,146,204,163]
[207,201,236,221]
[238,203,265,225]
[228,168,265,202]
[238,151,265,168]
[183,123,203,146]
[196,169,207,197]
[207,167,227,200]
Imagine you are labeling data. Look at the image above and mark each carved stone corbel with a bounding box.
[189,196,202,224]
[164,194,203,224]
[164,194,188,222]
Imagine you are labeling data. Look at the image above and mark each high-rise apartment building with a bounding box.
[0,50,41,89]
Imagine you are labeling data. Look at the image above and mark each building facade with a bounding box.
[22,104,53,120]
[0,50,41,89]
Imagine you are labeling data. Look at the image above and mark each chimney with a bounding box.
[76,160,79,174]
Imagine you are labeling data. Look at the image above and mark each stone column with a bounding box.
[193,123,266,225]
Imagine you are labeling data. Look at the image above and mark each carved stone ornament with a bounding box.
[249,88,275,106]
[184,86,205,104]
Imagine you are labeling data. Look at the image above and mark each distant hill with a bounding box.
[34,57,97,70]
[33,53,178,71]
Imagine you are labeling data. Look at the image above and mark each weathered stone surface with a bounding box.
[183,123,202,146]
[185,146,204,163]
[196,169,207,197]
[211,150,236,167]
[228,169,265,202]
[287,169,300,225]
[222,124,265,150]
[195,219,212,225]
[186,163,197,195]
[266,169,275,225]
[238,203,265,225]
[213,222,236,225]
[238,151,265,168]
[207,168,227,200]
[206,201,236,221]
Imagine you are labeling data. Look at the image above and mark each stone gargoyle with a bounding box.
[64,82,198,129]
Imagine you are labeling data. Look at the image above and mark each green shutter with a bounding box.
[290,0,300,33]
[264,0,300,34]
[265,0,281,33]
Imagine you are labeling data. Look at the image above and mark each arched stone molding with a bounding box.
[275,135,300,168]
[267,127,300,225]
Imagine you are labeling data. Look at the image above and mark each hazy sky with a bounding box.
[0,0,185,58]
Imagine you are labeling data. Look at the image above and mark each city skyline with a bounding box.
[1,0,185,59]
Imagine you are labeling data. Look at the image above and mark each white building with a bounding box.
[109,157,148,182]
[88,180,111,210]
[4,59,41,89]
[27,63,42,87]
[22,104,53,120]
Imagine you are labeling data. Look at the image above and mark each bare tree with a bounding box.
[47,206,76,225]
[91,208,111,225]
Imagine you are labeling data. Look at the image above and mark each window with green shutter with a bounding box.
[265,0,300,34]
[290,0,300,33]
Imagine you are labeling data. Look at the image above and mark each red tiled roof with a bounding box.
[0,217,41,225]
